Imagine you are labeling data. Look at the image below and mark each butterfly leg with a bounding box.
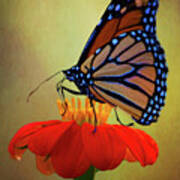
[56,78,66,101]
[90,99,97,133]
[114,108,134,126]
[56,81,82,99]
[56,81,82,115]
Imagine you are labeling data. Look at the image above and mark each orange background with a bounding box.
[0,0,180,180]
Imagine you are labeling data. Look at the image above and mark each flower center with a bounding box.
[57,98,112,126]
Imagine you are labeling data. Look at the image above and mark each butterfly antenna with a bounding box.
[27,71,63,102]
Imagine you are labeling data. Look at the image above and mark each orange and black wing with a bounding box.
[78,0,148,66]
[77,0,168,125]
[88,30,167,125]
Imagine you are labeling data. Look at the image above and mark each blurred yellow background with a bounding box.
[0,0,180,180]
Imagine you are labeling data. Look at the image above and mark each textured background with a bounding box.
[0,0,180,180]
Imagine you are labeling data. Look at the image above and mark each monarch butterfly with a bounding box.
[28,0,168,126]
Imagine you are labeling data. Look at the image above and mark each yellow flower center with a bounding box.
[57,98,112,126]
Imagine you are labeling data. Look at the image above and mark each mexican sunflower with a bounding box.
[8,98,158,179]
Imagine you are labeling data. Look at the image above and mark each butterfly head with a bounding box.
[62,66,81,82]
[63,66,95,95]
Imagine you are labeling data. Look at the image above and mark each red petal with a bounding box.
[51,122,90,178]
[36,155,54,176]
[28,121,74,156]
[134,129,159,165]
[82,123,126,170]
[115,125,158,166]
[124,148,137,162]
[114,125,146,166]
[8,120,60,159]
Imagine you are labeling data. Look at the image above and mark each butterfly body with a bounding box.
[63,66,104,103]
[62,0,168,125]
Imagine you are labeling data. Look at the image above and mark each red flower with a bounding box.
[8,98,158,178]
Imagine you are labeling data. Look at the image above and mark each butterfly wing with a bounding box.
[78,0,148,66]
[77,0,168,125]
[86,30,167,125]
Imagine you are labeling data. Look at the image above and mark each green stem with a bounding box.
[74,166,96,180]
